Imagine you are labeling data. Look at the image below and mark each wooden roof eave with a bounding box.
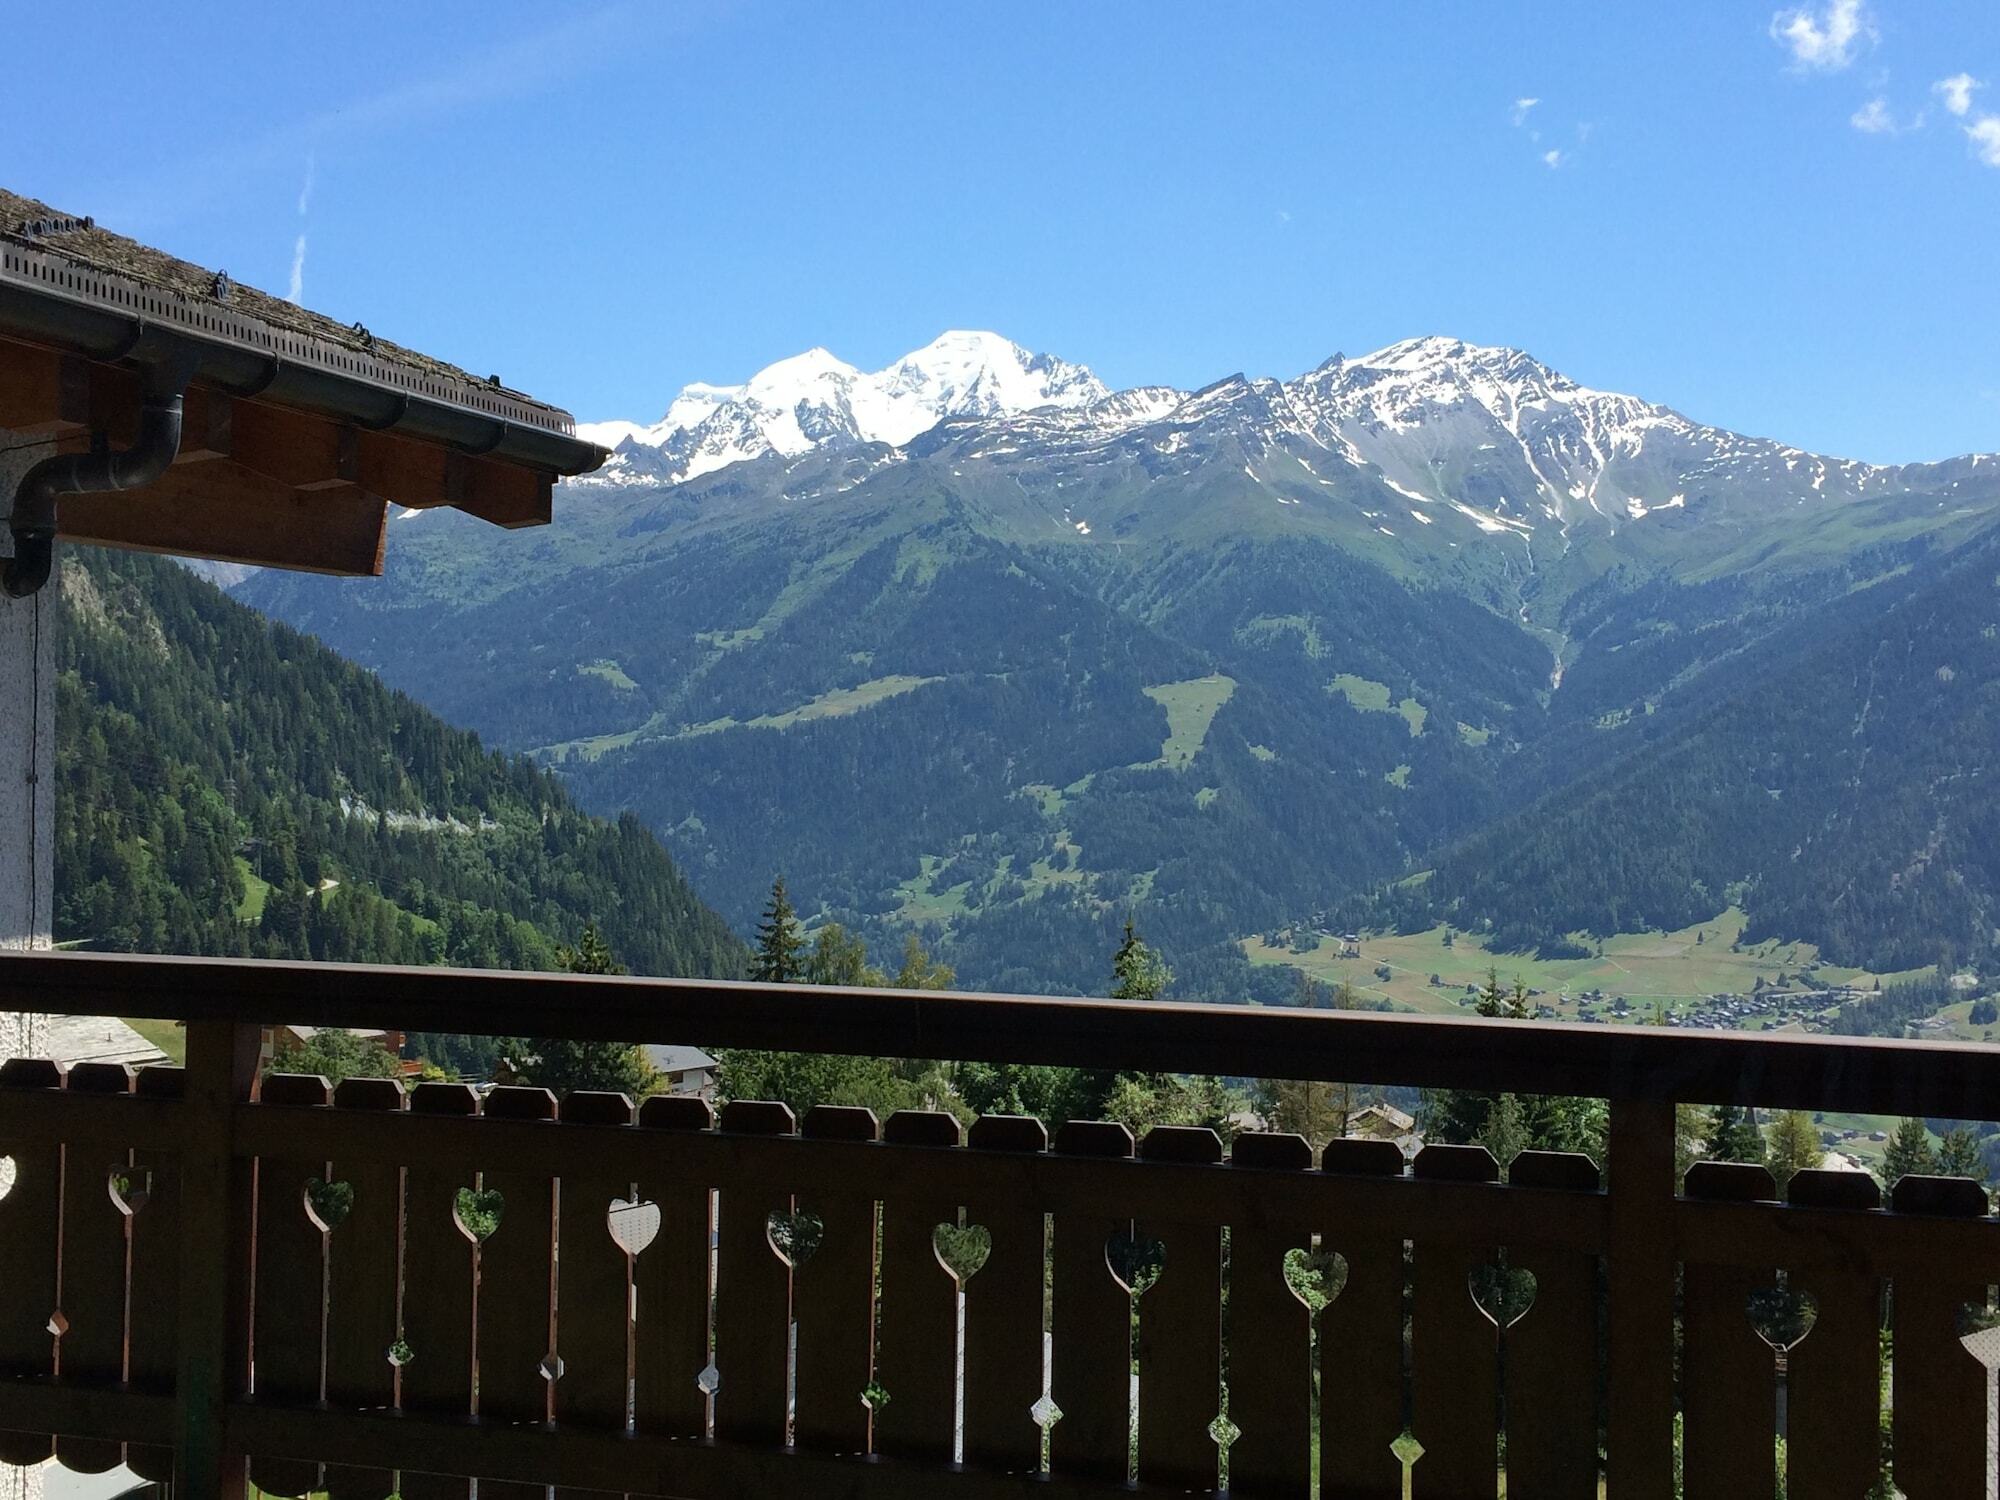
[0,238,606,578]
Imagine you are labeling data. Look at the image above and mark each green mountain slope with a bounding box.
[56,547,745,980]
[1385,518,2000,970]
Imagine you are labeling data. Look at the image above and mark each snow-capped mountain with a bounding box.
[876,334,2000,552]
[577,331,1108,486]
[1278,335,1905,527]
[575,330,1997,553]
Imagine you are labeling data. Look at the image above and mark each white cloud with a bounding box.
[296,153,317,217]
[1935,73,1983,118]
[1849,97,1924,134]
[287,234,307,304]
[1510,98,1539,127]
[1850,97,1895,132]
[1542,149,1565,169]
[1769,0,1874,72]
[1968,116,2000,167]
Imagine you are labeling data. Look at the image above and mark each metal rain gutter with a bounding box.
[0,237,608,480]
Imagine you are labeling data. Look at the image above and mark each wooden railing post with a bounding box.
[175,1018,258,1499]
[1604,1097,1678,1499]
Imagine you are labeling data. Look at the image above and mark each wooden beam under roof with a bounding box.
[4,336,564,573]
[57,461,388,577]
[0,337,89,438]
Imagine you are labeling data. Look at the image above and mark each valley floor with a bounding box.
[1243,908,1925,1024]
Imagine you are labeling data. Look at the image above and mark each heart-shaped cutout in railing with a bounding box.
[1469,1261,1538,1328]
[1960,1300,2000,1370]
[609,1197,661,1257]
[453,1186,504,1243]
[0,1154,16,1203]
[1283,1247,1349,1313]
[108,1166,152,1217]
[933,1222,992,1283]
[1106,1228,1166,1295]
[305,1177,354,1232]
[767,1207,824,1269]
[1747,1285,1818,1352]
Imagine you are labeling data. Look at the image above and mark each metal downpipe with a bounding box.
[3,346,197,599]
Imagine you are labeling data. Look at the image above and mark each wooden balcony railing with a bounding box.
[1,950,1998,1499]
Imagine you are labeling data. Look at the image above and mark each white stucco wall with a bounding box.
[0,427,55,1064]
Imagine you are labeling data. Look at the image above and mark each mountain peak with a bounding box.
[578,331,1107,486]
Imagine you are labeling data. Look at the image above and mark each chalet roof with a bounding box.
[643,1042,719,1075]
[0,188,563,426]
[0,185,606,577]
[43,1013,169,1070]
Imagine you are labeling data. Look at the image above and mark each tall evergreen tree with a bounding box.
[1109,918,1172,1001]
[1936,1125,1985,1182]
[521,923,653,1097]
[751,877,806,984]
[1706,1103,1762,1163]
[1881,1117,1938,1186]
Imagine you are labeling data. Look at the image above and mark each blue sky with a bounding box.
[9,2,1997,462]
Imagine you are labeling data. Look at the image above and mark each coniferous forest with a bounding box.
[53,547,745,981]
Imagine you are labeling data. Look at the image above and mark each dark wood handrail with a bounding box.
[2,949,1992,1117]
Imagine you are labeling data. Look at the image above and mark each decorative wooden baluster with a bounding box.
[1410,1143,1502,1498]
[1317,1137,1408,1500]
[1784,1169,1885,1500]
[397,1082,481,1500]
[963,1115,1051,1475]
[53,1062,136,1475]
[1679,1161,1780,1499]
[553,1090,639,1500]
[1224,1132,1316,1499]
[125,1064,185,1485]
[0,1058,63,1467]
[1604,1098,1678,1500]
[475,1086,558,1500]
[1050,1120,1136,1483]
[633,1095,715,1442]
[1503,1151,1603,1500]
[1891,1174,1994,1499]
[322,1077,404,1500]
[873,1110,965,1463]
[1135,1126,1224,1491]
[247,1072,333,1500]
[790,1105,879,1457]
[712,1101,796,1448]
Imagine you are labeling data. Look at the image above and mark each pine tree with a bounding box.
[1479,1092,1530,1168]
[558,921,624,976]
[1936,1125,1985,1182]
[1881,1117,1939,1186]
[523,923,652,1096]
[1706,1103,1762,1163]
[752,877,806,985]
[1764,1109,1824,1191]
[1109,919,1171,1001]
[1475,967,1507,1017]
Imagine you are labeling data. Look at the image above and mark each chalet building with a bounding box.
[643,1042,720,1097]
[3,187,2000,1500]
[1345,1100,1419,1152]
